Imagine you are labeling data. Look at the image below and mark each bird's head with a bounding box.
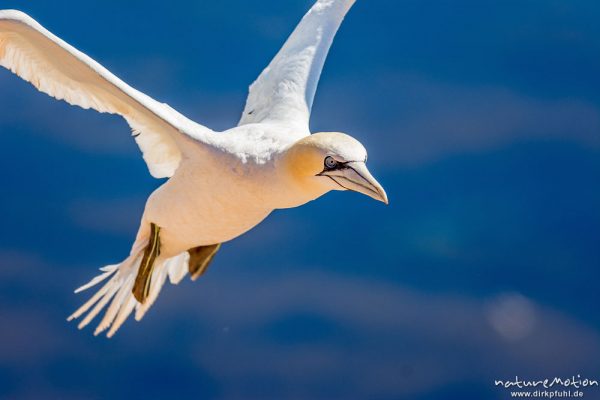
[280,132,388,205]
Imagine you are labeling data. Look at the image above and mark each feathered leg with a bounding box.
[188,243,221,281]
[132,222,161,303]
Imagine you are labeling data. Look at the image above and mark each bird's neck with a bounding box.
[270,151,331,210]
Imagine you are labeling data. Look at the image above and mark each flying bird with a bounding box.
[0,0,387,337]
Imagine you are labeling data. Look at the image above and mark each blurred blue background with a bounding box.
[1,1,599,399]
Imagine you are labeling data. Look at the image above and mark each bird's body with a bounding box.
[0,0,388,336]
[143,123,312,257]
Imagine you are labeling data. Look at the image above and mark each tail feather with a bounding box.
[94,273,135,336]
[167,252,190,285]
[74,265,118,294]
[68,248,191,337]
[67,274,116,321]
[107,293,137,338]
[67,254,139,322]
[78,282,120,330]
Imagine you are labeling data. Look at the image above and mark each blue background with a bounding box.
[1,1,599,399]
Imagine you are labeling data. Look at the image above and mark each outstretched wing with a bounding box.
[0,10,213,178]
[238,0,356,132]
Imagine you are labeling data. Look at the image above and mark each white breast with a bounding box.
[141,126,298,257]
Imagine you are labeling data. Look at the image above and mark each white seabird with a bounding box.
[0,0,387,337]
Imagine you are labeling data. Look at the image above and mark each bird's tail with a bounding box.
[67,238,190,338]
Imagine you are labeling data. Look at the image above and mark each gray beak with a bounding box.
[321,161,388,204]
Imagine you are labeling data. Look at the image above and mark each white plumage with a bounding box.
[0,0,388,337]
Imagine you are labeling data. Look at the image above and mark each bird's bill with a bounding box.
[321,161,388,204]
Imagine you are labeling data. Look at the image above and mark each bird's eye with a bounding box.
[324,156,338,170]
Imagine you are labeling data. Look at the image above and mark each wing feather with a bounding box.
[0,10,213,178]
[238,0,356,132]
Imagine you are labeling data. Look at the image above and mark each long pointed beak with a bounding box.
[321,161,389,204]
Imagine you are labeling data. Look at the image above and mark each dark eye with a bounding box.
[324,156,338,170]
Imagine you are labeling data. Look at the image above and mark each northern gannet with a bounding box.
[0,0,387,337]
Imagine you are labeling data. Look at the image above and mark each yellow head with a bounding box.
[280,132,388,206]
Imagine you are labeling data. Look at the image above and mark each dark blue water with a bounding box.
[1,1,599,399]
